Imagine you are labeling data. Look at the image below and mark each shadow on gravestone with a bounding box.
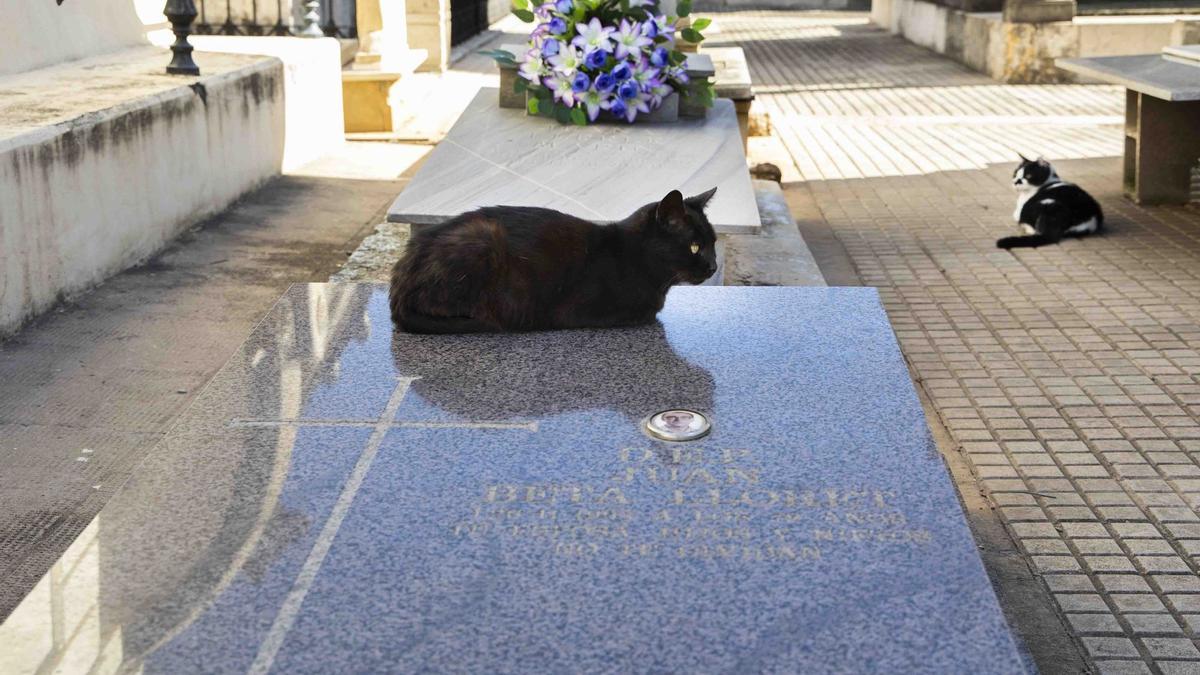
[389,323,715,422]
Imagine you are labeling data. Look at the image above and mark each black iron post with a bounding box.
[164,0,200,75]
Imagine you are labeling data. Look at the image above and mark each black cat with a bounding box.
[997,156,1103,250]
[389,189,719,333]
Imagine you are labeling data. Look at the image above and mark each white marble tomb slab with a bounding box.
[387,88,760,235]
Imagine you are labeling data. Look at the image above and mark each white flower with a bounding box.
[549,45,583,77]
[571,17,615,53]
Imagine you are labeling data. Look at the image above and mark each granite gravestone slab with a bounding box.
[386,89,761,235]
[0,285,1025,674]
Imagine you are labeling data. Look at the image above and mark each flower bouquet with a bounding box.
[485,0,714,125]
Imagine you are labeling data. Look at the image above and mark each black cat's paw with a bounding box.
[996,237,1019,250]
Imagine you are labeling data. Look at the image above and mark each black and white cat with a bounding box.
[997,156,1103,250]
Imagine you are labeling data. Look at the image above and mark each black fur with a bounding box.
[997,156,1104,250]
[389,189,719,333]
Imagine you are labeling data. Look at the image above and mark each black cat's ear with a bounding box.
[656,190,688,231]
[685,187,718,211]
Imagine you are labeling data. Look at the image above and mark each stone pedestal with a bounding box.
[1003,0,1075,24]
[407,0,450,72]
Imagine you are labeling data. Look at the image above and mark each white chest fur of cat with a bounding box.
[998,156,1104,250]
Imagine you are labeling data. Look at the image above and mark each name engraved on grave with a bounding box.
[450,446,932,563]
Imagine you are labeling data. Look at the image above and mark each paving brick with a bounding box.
[1140,637,1200,659]
[1083,637,1142,659]
[1125,614,1183,635]
[721,11,1200,674]
[1112,594,1169,613]
[1068,612,1126,635]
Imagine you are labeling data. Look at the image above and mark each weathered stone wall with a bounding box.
[0,54,286,335]
[873,0,1194,83]
[0,0,147,76]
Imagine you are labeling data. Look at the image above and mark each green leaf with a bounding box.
[668,50,686,65]
[619,0,629,12]
[681,28,703,43]
[690,17,710,30]
[554,105,572,124]
[527,97,540,115]
[513,77,528,93]
[511,0,529,9]
[570,107,587,126]
[513,8,535,21]
[677,0,692,16]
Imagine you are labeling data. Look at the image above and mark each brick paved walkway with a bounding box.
[710,11,1200,674]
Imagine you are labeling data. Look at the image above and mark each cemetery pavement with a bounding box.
[0,142,427,620]
[713,10,1200,675]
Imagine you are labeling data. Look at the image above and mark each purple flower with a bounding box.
[541,38,560,57]
[594,72,615,92]
[609,97,627,119]
[612,62,633,81]
[554,0,572,12]
[584,48,607,70]
[642,19,658,38]
[548,17,567,34]
[572,72,590,93]
[650,47,669,68]
[618,79,639,100]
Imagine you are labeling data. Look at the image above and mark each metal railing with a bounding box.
[193,0,357,38]
[161,0,356,76]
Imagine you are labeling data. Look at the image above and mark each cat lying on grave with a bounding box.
[996,156,1103,250]
[389,188,719,333]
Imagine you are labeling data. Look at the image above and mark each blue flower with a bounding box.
[555,0,572,12]
[618,79,639,100]
[612,62,633,81]
[650,47,669,68]
[594,72,615,92]
[609,98,627,118]
[572,72,590,93]
[584,49,607,70]
[541,38,560,57]
[548,17,567,34]
[642,19,658,38]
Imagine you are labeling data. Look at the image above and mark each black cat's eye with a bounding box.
[690,242,700,255]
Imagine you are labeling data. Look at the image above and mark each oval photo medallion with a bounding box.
[644,409,711,442]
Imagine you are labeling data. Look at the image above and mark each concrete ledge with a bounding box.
[0,47,286,336]
[723,181,827,287]
[148,34,346,171]
[873,0,1200,83]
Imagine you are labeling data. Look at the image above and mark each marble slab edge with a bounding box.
[387,212,762,236]
[1057,55,1200,101]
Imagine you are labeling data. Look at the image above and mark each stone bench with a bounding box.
[0,46,286,335]
[1059,46,1200,204]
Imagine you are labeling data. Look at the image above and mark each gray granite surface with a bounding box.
[1058,54,1200,101]
[1164,44,1200,65]
[0,285,1024,674]
[387,88,761,234]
